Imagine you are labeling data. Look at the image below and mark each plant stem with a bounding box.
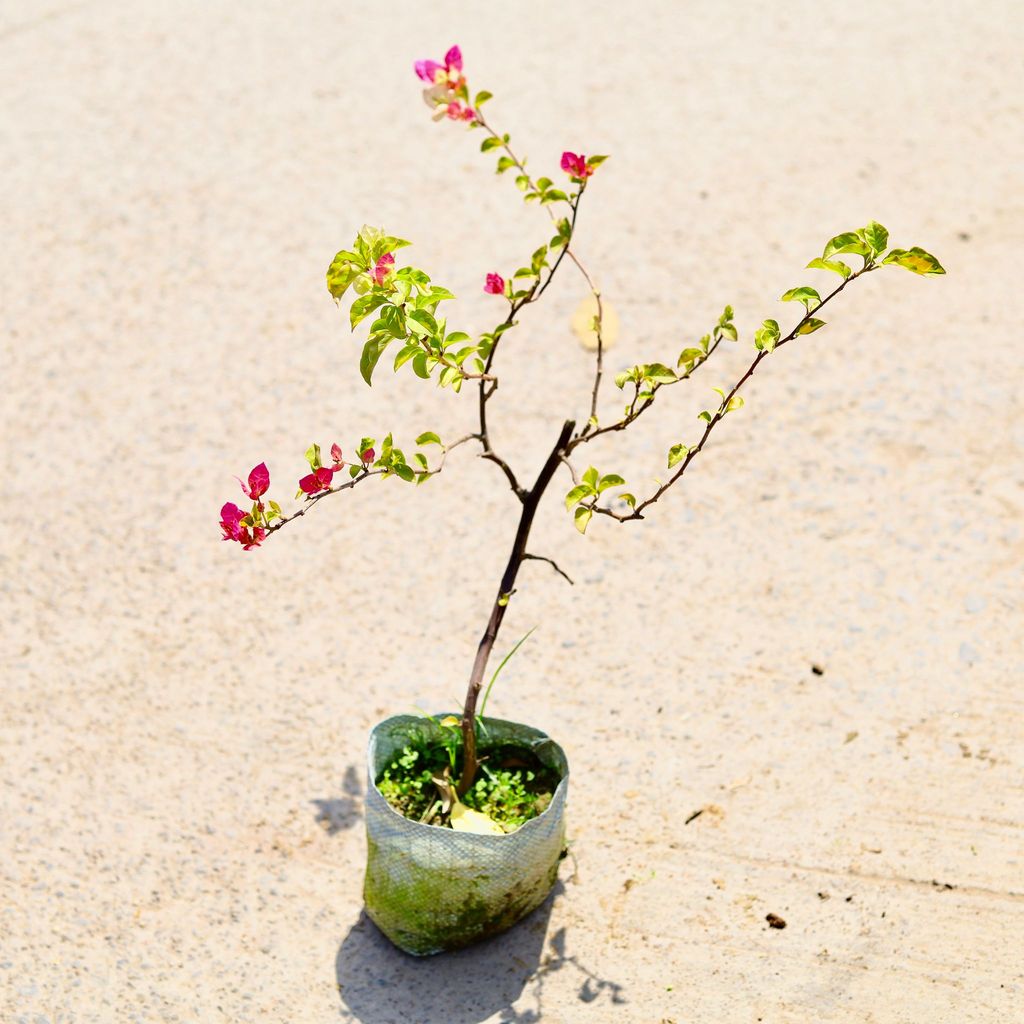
[458,418,576,794]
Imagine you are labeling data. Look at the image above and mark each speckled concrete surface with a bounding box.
[2,2,1022,1022]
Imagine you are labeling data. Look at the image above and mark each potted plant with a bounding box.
[218,45,944,956]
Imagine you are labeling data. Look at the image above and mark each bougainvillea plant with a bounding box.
[220,46,944,798]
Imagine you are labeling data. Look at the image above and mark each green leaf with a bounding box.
[718,323,738,341]
[412,351,431,379]
[392,463,415,482]
[881,246,945,275]
[667,443,689,469]
[619,492,636,509]
[480,136,502,152]
[780,286,821,310]
[305,443,322,471]
[393,343,418,370]
[415,431,442,447]
[725,395,745,412]
[564,483,592,510]
[326,252,362,300]
[862,220,889,255]
[359,337,391,385]
[378,304,406,339]
[583,466,599,489]
[698,410,713,422]
[514,174,530,192]
[754,318,781,353]
[677,347,704,369]
[806,257,852,280]
[824,232,870,259]
[597,473,625,493]
[438,365,461,388]
[614,368,635,389]
[496,155,515,174]
[407,308,438,337]
[474,90,493,107]
[350,293,386,329]
[797,317,827,335]
[574,506,593,535]
[542,189,568,204]
[587,155,609,167]
[642,362,677,384]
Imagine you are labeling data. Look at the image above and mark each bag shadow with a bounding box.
[335,881,563,1024]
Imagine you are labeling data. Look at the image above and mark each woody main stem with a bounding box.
[458,419,576,794]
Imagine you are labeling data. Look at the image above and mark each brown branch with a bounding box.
[459,419,576,794]
[263,433,481,537]
[592,266,874,522]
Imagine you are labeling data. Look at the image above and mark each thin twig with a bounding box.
[523,553,575,585]
[568,330,728,453]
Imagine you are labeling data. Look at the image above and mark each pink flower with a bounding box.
[415,45,464,87]
[298,465,337,496]
[219,502,246,542]
[360,447,375,464]
[371,252,394,286]
[239,525,266,551]
[560,151,595,181]
[484,273,505,295]
[443,101,475,122]
[235,461,270,499]
[330,443,344,465]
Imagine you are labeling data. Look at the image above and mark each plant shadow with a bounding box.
[311,764,363,834]
[335,881,626,1023]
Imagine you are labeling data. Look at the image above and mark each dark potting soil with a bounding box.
[375,737,560,832]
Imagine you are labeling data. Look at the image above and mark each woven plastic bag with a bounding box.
[363,713,569,956]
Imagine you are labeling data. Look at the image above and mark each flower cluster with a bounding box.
[415,45,476,123]
[220,463,272,550]
[298,443,345,495]
[483,272,506,296]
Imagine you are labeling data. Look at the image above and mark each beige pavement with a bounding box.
[1,2,1022,1021]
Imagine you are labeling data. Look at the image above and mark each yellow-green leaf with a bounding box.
[806,257,852,280]
[668,443,688,469]
[797,317,827,335]
[780,286,821,310]
[862,221,889,255]
[574,506,593,534]
[881,247,945,275]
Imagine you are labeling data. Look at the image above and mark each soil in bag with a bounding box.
[375,734,559,831]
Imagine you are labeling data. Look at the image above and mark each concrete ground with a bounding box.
[2,2,1022,1021]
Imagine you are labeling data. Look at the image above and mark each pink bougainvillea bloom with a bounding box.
[360,448,375,464]
[219,502,246,542]
[443,101,476,122]
[371,252,394,286]
[239,526,266,551]
[330,443,344,465]
[414,45,464,86]
[298,466,336,496]
[484,273,505,295]
[234,461,270,499]
[560,151,594,180]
